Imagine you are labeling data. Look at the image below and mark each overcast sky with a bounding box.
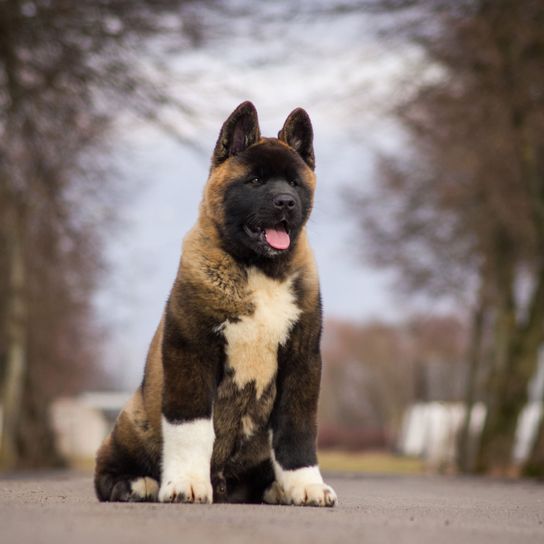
[95,3,426,387]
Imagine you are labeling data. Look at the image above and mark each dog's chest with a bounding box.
[212,268,301,476]
[217,267,301,398]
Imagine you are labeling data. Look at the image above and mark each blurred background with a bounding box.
[1,0,543,478]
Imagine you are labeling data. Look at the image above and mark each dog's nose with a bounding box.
[273,193,296,209]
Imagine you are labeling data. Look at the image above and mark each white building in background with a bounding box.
[514,402,544,463]
[49,392,130,463]
[398,402,485,469]
[398,350,544,469]
[513,350,544,463]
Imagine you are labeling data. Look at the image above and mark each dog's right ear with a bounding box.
[212,101,261,167]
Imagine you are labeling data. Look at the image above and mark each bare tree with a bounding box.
[350,0,544,473]
[0,0,208,468]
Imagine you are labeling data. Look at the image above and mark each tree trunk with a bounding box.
[457,286,487,473]
[521,285,544,478]
[477,264,544,474]
[0,206,27,469]
[524,410,544,478]
[476,237,517,473]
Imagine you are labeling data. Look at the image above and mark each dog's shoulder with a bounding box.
[169,221,251,319]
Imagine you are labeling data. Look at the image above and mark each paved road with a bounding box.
[1,471,543,544]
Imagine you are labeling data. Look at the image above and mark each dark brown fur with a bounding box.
[95,102,326,504]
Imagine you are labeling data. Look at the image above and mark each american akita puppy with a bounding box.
[94,102,337,507]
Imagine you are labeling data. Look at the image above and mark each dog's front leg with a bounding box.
[267,317,337,507]
[158,311,219,504]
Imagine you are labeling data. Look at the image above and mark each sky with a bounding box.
[95,3,425,387]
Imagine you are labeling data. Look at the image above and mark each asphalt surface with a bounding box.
[1,471,543,544]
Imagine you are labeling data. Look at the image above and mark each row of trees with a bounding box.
[2,0,542,477]
[354,0,544,475]
[319,315,467,449]
[0,0,205,468]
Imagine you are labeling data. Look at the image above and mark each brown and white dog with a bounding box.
[94,102,337,507]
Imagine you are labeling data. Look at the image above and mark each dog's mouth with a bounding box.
[243,220,291,251]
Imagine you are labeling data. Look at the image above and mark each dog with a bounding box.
[94,101,337,507]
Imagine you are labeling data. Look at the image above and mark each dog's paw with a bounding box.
[129,477,159,502]
[107,477,159,502]
[270,460,338,507]
[263,481,285,504]
[158,477,213,504]
[283,481,337,507]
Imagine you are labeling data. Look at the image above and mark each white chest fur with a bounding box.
[218,267,301,397]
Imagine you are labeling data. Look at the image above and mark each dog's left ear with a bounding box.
[212,101,261,167]
[278,108,315,170]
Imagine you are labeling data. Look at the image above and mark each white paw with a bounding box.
[158,477,213,504]
[269,454,338,507]
[283,482,337,507]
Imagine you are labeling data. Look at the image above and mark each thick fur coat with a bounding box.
[94,102,337,507]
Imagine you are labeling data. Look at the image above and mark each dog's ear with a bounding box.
[278,108,315,170]
[212,101,261,166]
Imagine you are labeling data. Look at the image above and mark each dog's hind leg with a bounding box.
[94,434,159,502]
[96,472,159,503]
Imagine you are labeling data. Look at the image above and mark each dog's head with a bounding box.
[203,101,316,262]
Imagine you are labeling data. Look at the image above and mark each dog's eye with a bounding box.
[288,179,298,187]
[247,177,263,186]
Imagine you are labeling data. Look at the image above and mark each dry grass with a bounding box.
[318,450,424,475]
[72,451,424,476]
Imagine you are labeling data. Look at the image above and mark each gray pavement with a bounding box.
[1,471,543,544]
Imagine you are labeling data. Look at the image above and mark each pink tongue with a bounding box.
[265,227,290,250]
